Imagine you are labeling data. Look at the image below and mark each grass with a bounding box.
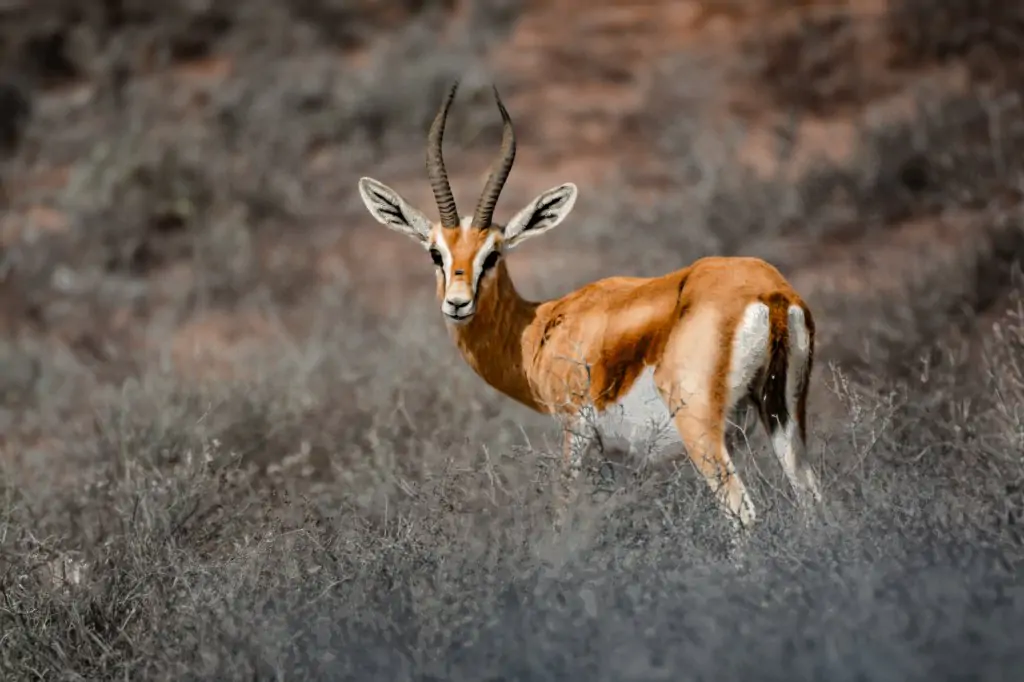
[1,0,1024,680]
[2,288,1024,680]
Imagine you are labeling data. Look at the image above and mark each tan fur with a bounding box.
[445,244,808,419]
[436,222,817,528]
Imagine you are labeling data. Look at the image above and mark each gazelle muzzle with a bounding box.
[442,278,476,323]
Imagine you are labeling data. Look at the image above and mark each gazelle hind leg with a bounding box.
[764,406,821,504]
[657,305,759,530]
[762,305,821,505]
[669,401,756,529]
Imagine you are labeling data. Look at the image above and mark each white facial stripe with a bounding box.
[471,232,499,293]
[432,229,454,284]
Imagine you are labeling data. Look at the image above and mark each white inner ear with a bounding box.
[358,177,433,245]
[504,182,578,248]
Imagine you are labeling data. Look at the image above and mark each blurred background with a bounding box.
[1,1,1023,680]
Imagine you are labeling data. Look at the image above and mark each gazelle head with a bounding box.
[357,81,578,325]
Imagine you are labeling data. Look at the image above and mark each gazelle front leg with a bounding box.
[553,407,597,528]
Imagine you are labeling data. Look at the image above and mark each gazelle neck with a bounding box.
[445,261,546,412]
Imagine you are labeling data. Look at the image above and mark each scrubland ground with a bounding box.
[1,1,1024,680]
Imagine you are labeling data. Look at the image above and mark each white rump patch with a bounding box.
[727,302,771,410]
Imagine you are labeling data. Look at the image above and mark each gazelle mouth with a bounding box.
[444,311,473,324]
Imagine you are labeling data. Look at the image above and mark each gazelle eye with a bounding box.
[481,250,500,273]
[429,249,443,267]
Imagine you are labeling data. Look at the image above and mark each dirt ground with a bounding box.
[1,1,1024,680]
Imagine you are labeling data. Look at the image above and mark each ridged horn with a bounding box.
[426,81,460,228]
[471,85,516,229]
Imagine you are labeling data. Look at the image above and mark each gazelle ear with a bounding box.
[503,183,578,249]
[358,177,433,246]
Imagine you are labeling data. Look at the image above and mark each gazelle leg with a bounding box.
[562,424,586,485]
[553,412,594,528]
[653,304,757,530]
[671,402,757,529]
[760,305,822,506]
[761,395,821,506]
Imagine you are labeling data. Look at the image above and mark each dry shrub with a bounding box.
[2,268,1024,679]
[887,0,1024,80]
[1,1,1023,679]
[738,8,887,116]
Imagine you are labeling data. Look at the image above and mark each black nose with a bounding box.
[454,269,465,275]
[450,298,470,309]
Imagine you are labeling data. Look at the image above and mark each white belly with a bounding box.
[592,367,681,460]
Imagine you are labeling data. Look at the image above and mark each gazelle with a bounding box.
[357,82,823,529]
